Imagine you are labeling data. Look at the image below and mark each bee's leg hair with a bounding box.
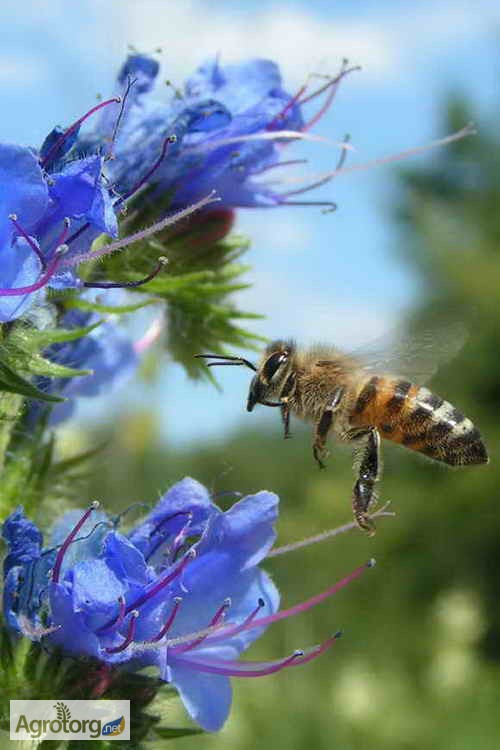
[349,427,381,535]
[312,387,344,469]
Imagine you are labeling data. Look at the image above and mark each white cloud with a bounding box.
[0,55,48,88]
[101,0,500,90]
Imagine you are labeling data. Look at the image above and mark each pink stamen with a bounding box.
[176,649,305,678]
[251,159,308,177]
[125,548,196,615]
[145,511,193,563]
[83,256,168,290]
[0,244,67,297]
[117,135,177,205]
[96,596,126,635]
[52,501,100,584]
[174,598,231,654]
[9,214,46,270]
[280,199,337,212]
[107,76,137,160]
[176,632,342,678]
[60,191,219,269]
[149,597,182,642]
[170,515,195,560]
[52,218,71,253]
[267,83,309,131]
[301,64,361,132]
[201,560,375,646]
[105,610,139,654]
[41,97,122,169]
[278,124,476,190]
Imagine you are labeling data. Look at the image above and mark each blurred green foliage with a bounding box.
[80,95,500,749]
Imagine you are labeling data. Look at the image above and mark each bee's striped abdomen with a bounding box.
[351,377,488,466]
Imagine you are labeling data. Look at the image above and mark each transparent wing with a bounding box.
[348,322,467,384]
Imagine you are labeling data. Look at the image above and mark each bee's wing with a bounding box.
[348,322,467,385]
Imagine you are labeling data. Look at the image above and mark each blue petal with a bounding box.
[129,477,219,558]
[0,142,49,248]
[48,582,101,657]
[186,58,282,112]
[118,55,159,94]
[72,558,126,629]
[0,236,43,322]
[49,508,110,572]
[49,156,118,236]
[166,661,232,732]
[197,491,279,570]
[103,532,150,588]
[2,507,42,575]
[168,563,279,654]
[40,126,79,166]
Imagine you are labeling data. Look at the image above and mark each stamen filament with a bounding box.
[176,649,305,678]
[60,192,219,269]
[175,598,231,653]
[107,76,137,160]
[41,97,121,169]
[124,549,196,615]
[96,596,126,635]
[105,610,139,654]
[117,135,177,205]
[9,214,46,269]
[83,256,168,289]
[0,245,66,297]
[149,597,182,642]
[52,501,100,584]
[200,560,374,646]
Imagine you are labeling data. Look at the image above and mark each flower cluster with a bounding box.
[2,478,371,731]
[0,54,347,325]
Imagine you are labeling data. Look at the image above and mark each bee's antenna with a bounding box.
[195,354,258,372]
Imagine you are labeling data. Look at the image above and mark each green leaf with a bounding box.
[0,360,63,402]
[154,726,204,740]
[63,297,158,315]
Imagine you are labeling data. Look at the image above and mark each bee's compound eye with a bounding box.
[263,351,288,380]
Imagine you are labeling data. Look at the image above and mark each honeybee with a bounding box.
[196,326,488,534]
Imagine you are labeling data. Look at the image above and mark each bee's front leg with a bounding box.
[312,388,344,469]
[349,427,381,536]
[281,401,291,439]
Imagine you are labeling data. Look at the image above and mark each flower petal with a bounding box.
[196,491,279,570]
[2,507,42,574]
[166,660,232,732]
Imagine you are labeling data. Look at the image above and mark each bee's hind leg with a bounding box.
[349,427,381,536]
[312,388,344,469]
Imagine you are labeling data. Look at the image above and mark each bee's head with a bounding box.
[246,340,295,412]
[194,341,295,413]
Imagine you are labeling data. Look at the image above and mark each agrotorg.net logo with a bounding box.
[10,699,130,740]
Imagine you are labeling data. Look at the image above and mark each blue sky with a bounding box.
[2,0,498,445]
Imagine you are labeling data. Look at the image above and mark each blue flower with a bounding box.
[2,480,365,731]
[0,141,117,322]
[30,299,142,425]
[77,54,345,211]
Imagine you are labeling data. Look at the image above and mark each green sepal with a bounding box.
[0,360,64,403]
